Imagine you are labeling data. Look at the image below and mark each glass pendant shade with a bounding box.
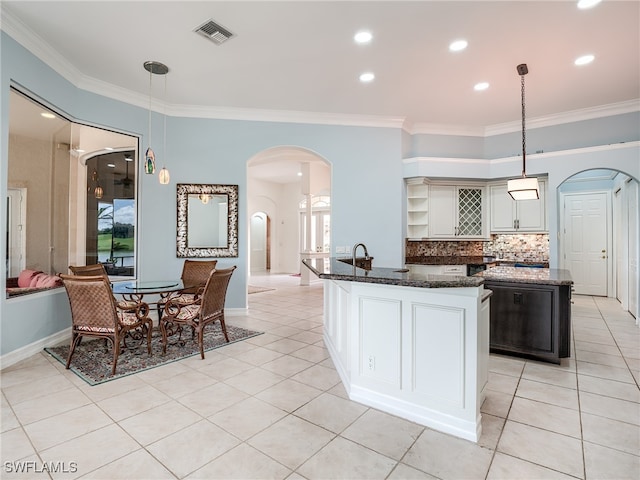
[94,185,104,199]
[507,177,539,200]
[158,167,170,184]
[199,194,210,204]
[144,147,156,174]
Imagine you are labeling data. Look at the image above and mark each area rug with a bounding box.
[44,325,262,386]
[248,285,275,294]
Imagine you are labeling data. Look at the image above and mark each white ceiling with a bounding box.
[3,0,638,133]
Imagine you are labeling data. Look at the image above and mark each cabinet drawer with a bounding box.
[442,265,466,275]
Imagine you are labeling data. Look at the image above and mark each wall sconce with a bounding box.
[94,185,104,199]
[199,194,210,204]
[507,63,540,201]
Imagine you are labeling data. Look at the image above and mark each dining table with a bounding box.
[111,279,185,322]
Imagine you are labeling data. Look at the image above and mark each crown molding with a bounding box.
[1,5,82,85]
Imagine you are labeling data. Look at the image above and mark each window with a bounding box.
[300,195,331,253]
[6,88,138,294]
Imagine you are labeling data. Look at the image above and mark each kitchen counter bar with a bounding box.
[303,257,483,288]
[302,257,491,442]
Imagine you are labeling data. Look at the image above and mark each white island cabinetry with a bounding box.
[323,278,490,442]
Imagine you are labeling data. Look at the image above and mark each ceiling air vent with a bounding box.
[194,19,235,45]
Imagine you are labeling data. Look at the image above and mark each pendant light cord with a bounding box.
[163,74,167,161]
[148,69,153,148]
[521,72,527,178]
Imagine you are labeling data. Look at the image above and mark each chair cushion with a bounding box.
[172,304,201,321]
[76,325,115,334]
[117,300,139,310]
[18,269,41,288]
[118,311,145,326]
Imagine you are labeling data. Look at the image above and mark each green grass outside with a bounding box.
[97,233,134,254]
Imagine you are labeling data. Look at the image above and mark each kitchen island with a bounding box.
[302,257,491,442]
[475,266,573,364]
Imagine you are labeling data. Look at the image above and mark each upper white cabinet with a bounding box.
[489,179,547,232]
[428,185,486,239]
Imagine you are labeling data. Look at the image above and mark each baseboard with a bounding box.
[0,328,70,370]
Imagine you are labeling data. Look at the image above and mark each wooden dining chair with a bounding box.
[156,259,218,317]
[60,274,153,375]
[69,264,138,311]
[160,265,236,359]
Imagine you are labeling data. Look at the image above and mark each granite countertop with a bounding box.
[475,266,573,286]
[405,256,497,266]
[405,256,549,267]
[303,257,484,288]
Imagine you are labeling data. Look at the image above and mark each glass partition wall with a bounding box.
[6,88,138,292]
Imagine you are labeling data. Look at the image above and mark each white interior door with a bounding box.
[250,212,267,272]
[6,188,26,278]
[563,192,609,296]
[614,188,627,306]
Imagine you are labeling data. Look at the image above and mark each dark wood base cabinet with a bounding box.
[484,281,571,364]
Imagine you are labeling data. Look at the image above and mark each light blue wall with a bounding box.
[1,32,404,357]
[484,112,640,159]
[410,133,485,159]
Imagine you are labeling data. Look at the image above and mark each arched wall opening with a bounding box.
[247,146,331,284]
[556,167,638,320]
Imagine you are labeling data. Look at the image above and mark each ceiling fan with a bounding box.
[113,159,133,188]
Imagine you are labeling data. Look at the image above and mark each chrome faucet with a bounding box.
[352,243,370,263]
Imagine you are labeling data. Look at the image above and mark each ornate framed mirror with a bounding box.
[176,183,238,258]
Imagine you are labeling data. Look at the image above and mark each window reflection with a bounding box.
[6,88,138,293]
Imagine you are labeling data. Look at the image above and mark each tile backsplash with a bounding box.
[486,234,549,262]
[406,233,549,262]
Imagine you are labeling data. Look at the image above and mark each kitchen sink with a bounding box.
[338,257,374,270]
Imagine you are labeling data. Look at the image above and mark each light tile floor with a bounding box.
[1,274,639,479]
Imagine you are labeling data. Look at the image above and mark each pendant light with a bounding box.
[507,64,540,201]
[158,68,171,184]
[91,170,103,199]
[143,61,169,180]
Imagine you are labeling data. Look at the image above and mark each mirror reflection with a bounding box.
[176,183,238,258]
[187,194,228,248]
[6,88,138,299]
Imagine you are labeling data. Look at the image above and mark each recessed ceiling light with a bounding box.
[577,0,601,9]
[107,163,115,168]
[354,31,372,44]
[474,82,489,91]
[449,39,468,52]
[359,72,375,83]
[104,147,114,151]
[40,112,55,119]
[575,54,595,66]
[297,172,303,177]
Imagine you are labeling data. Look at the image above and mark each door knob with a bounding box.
[601,249,606,253]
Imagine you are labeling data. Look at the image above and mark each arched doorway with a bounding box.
[247,146,331,282]
[558,168,638,318]
[250,212,270,273]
